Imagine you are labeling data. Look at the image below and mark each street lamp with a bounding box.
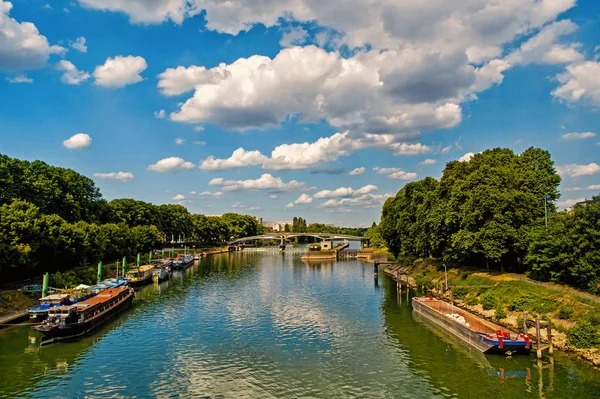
[443,263,448,291]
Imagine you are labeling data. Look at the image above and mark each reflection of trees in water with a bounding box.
[379,275,600,399]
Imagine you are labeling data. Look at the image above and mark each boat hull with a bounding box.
[171,259,194,269]
[34,292,134,342]
[412,297,531,355]
[129,275,153,287]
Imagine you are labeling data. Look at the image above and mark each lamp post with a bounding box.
[443,263,448,291]
[544,195,550,227]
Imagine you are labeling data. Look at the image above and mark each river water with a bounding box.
[1,252,599,398]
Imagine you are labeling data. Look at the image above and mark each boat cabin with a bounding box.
[38,294,69,309]
[45,305,79,325]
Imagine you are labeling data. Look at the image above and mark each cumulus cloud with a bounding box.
[458,152,475,162]
[208,173,313,192]
[564,184,600,192]
[561,132,596,141]
[175,138,184,145]
[93,172,134,182]
[269,194,278,199]
[0,1,65,71]
[77,0,199,24]
[63,133,92,149]
[348,167,365,176]
[56,60,90,85]
[373,167,417,180]
[6,74,32,83]
[419,159,437,165]
[147,157,195,172]
[556,163,600,178]
[313,185,378,199]
[319,192,394,209]
[154,109,166,119]
[69,36,87,53]
[552,61,600,106]
[293,193,313,204]
[441,145,452,153]
[557,197,587,209]
[94,55,147,88]
[200,131,431,171]
[199,191,223,198]
[172,194,185,201]
[280,26,309,47]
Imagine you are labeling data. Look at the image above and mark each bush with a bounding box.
[466,296,479,306]
[495,305,507,320]
[481,293,497,311]
[415,274,434,290]
[558,306,574,320]
[567,320,600,349]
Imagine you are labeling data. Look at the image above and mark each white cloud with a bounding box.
[285,203,295,209]
[175,138,184,145]
[552,61,600,106]
[154,109,166,119]
[564,184,600,192]
[294,193,313,204]
[0,1,65,71]
[280,26,309,47]
[319,192,394,209]
[200,131,431,171]
[6,74,32,83]
[193,141,206,145]
[348,167,365,176]
[157,64,230,96]
[557,197,587,210]
[505,20,582,66]
[194,126,205,132]
[247,206,261,211]
[147,157,195,172]
[63,133,92,149]
[441,145,451,153]
[561,132,596,141]
[172,194,185,201]
[419,158,437,165]
[93,55,147,88]
[373,167,417,180]
[208,173,313,192]
[77,0,198,24]
[190,191,196,195]
[231,202,246,208]
[69,36,87,53]
[56,60,90,85]
[314,185,378,199]
[269,194,278,199]
[458,152,475,162]
[93,171,134,182]
[199,191,224,198]
[556,163,600,178]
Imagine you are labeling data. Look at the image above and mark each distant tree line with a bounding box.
[0,154,263,281]
[376,147,600,293]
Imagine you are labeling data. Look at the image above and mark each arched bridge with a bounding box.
[228,232,369,248]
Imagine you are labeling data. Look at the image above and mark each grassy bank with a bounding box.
[389,257,600,366]
[0,291,37,317]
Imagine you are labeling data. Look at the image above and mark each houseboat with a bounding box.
[171,254,194,270]
[33,286,134,343]
[27,294,76,321]
[412,297,531,355]
[126,265,154,286]
[152,260,172,282]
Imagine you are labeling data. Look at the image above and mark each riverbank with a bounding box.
[384,257,600,368]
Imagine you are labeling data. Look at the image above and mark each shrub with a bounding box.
[558,307,574,320]
[466,296,479,306]
[567,321,600,349]
[585,311,600,327]
[481,293,497,311]
[415,274,434,290]
[495,305,507,320]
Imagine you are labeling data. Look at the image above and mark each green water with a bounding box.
[0,252,599,398]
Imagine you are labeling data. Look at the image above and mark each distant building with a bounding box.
[262,221,293,232]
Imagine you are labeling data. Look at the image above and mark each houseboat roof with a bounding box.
[75,287,129,309]
[41,294,69,301]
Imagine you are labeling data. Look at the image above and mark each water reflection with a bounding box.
[0,254,598,399]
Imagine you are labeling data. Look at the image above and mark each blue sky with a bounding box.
[1,0,599,227]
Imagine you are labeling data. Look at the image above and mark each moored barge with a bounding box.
[152,260,172,282]
[412,297,531,355]
[33,286,134,344]
[126,265,154,286]
[171,254,194,270]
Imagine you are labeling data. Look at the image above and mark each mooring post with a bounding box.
[523,311,528,335]
[536,317,542,359]
[374,262,379,287]
[547,322,554,355]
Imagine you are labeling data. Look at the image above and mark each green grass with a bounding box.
[0,291,37,316]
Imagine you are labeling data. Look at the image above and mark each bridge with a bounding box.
[228,232,370,251]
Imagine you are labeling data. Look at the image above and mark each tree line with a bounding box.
[376,147,600,293]
[0,154,264,282]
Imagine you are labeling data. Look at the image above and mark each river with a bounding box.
[0,252,599,398]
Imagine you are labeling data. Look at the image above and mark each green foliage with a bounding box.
[364,224,386,249]
[495,304,507,320]
[558,306,574,320]
[379,147,562,273]
[567,320,600,349]
[414,274,434,290]
[465,296,479,306]
[480,292,497,310]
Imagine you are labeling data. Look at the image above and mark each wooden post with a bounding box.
[547,322,554,355]
[536,317,542,359]
[523,311,528,335]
